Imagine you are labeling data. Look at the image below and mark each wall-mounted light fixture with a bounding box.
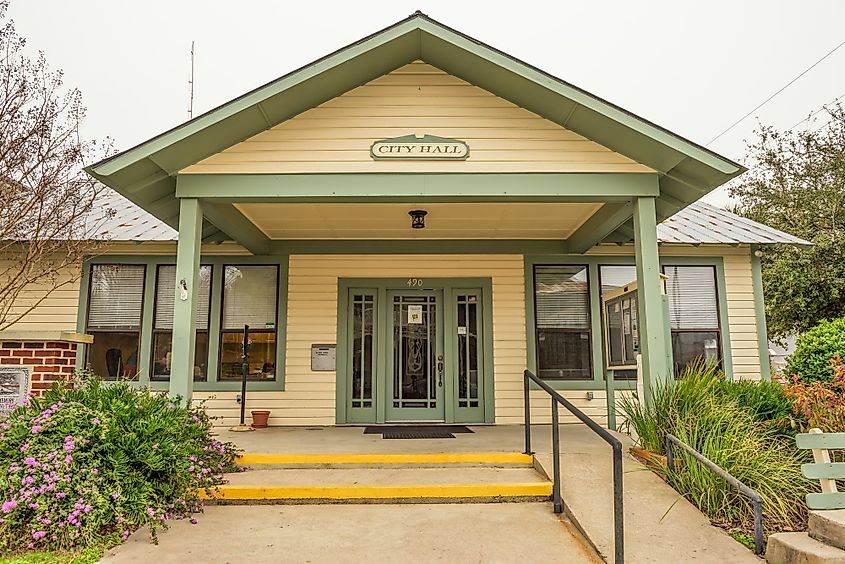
[408,209,428,229]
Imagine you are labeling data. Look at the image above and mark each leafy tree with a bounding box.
[0,2,112,330]
[730,105,845,339]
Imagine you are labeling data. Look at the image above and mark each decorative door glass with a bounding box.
[392,295,438,409]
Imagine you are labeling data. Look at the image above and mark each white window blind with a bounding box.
[534,266,590,329]
[87,264,145,329]
[664,266,719,330]
[154,265,212,330]
[222,265,278,330]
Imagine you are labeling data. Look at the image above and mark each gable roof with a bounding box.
[86,11,745,243]
[94,188,810,246]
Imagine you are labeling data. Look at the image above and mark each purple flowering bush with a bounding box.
[0,377,241,552]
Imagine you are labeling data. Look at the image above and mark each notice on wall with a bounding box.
[311,344,336,372]
[457,326,467,335]
[0,366,29,415]
[408,305,423,324]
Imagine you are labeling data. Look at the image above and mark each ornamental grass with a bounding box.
[0,375,241,553]
[619,362,813,536]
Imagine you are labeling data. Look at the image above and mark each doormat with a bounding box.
[363,426,473,440]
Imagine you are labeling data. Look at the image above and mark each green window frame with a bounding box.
[76,254,288,391]
[524,254,734,390]
[150,264,213,382]
[84,263,147,381]
[218,264,280,382]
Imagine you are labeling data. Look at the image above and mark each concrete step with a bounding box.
[811,511,845,551]
[766,532,845,564]
[205,465,552,504]
[235,451,535,468]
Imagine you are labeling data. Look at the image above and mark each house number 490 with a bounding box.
[406,278,423,287]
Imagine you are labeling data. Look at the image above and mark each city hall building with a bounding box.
[0,13,807,426]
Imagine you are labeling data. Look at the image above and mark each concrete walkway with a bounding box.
[103,504,600,564]
[212,425,760,563]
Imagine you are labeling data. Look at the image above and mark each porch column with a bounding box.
[169,197,203,405]
[633,196,671,401]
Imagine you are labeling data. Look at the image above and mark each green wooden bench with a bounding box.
[797,428,845,510]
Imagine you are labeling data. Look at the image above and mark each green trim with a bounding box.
[751,247,771,380]
[336,277,494,425]
[79,254,289,392]
[566,201,635,254]
[177,173,660,202]
[634,197,671,399]
[199,200,271,255]
[523,253,734,391]
[170,198,203,403]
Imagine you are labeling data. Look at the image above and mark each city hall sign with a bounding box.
[371,134,469,160]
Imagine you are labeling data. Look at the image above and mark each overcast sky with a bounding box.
[11,1,845,206]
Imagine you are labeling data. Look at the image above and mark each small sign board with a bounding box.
[371,134,469,160]
[0,366,29,415]
[311,344,336,372]
[408,305,423,324]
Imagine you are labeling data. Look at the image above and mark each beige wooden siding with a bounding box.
[590,244,764,380]
[182,61,653,175]
[0,262,81,334]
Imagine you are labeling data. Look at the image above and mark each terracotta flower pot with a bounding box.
[251,410,271,429]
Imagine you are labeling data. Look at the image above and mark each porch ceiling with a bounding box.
[234,202,603,240]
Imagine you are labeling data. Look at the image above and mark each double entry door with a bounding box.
[342,280,487,424]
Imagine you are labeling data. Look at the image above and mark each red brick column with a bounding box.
[0,341,76,396]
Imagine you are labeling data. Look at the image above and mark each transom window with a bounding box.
[533,265,592,380]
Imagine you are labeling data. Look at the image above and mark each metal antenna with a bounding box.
[188,41,195,119]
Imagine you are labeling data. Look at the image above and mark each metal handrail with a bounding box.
[523,370,625,564]
[665,433,764,555]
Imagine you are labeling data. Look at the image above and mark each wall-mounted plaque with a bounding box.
[0,366,29,414]
[371,134,469,160]
[311,344,336,372]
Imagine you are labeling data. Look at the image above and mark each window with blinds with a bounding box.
[150,265,213,382]
[221,265,278,330]
[85,264,146,381]
[87,264,145,330]
[219,265,279,381]
[663,265,722,373]
[153,265,212,329]
[664,266,720,330]
[533,265,592,380]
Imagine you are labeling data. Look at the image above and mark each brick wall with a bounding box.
[0,341,76,396]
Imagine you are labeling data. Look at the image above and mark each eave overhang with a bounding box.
[86,12,746,248]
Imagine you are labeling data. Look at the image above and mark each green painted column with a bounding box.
[751,247,772,381]
[169,197,203,405]
[633,196,671,401]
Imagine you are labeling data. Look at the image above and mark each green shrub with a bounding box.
[0,376,241,553]
[716,379,797,436]
[785,317,845,383]
[619,363,813,535]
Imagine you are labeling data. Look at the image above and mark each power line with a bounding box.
[788,91,845,130]
[706,40,845,145]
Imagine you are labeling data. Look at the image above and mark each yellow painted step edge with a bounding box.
[236,452,534,465]
[202,482,553,500]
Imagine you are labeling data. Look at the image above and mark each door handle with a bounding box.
[437,355,443,387]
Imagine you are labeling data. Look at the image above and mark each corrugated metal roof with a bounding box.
[94,189,810,246]
[657,201,811,245]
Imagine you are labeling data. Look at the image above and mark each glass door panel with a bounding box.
[454,289,484,422]
[386,291,444,422]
